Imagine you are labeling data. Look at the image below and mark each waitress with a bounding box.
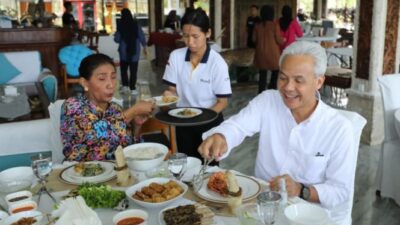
[162,8,232,164]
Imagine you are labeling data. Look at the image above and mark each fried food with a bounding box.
[177,108,197,116]
[162,96,178,103]
[132,180,184,203]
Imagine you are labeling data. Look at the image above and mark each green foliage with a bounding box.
[77,183,125,208]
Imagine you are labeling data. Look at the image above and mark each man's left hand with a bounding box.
[269,174,302,197]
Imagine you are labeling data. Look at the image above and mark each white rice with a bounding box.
[126,147,163,160]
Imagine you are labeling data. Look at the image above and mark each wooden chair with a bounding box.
[140,118,177,155]
[87,32,99,53]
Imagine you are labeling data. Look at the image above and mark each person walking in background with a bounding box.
[164,10,180,31]
[162,8,232,164]
[62,2,77,29]
[114,8,147,95]
[246,5,261,48]
[253,5,283,92]
[279,5,303,51]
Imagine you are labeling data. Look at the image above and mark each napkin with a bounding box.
[4,85,18,96]
[52,196,102,225]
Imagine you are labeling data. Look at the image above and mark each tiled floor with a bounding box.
[136,59,400,225]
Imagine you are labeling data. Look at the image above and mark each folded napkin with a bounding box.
[52,196,102,225]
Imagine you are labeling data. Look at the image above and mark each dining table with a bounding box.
[0,163,337,225]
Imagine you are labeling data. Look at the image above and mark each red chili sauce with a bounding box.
[117,217,145,225]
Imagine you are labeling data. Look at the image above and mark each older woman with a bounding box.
[61,54,154,161]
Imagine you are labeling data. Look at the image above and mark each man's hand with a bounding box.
[198,133,228,161]
[269,174,302,197]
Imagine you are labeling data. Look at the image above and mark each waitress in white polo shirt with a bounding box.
[162,8,232,165]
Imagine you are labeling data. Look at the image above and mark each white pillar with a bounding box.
[214,0,222,46]
[230,0,234,48]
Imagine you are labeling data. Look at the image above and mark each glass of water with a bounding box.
[168,153,187,180]
[31,153,56,203]
[257,191,281,225]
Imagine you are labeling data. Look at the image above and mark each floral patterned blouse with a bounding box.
[60,94,133,161]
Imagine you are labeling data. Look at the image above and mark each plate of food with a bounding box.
[159,203,215,225]
[59,161,116,185]
[168,108,202,118]
[154,96,179,107]
[194,171,261,204]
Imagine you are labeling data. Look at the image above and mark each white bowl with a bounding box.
[8,200,37,214]
[0,210,8,221]
[112,209,148,225]
[284,203,329,225]
[181,157,201,182]
[1,210,43,225]
[0,167,34,193]
[5,190,33,207]
[123,143,168,171]
[125,177,188,209]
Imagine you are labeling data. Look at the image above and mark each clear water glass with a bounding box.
[137,80,152,101]
[257,191,281,225]
[236,203,265,225]
[168,153,187,180]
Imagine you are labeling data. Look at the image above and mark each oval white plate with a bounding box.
[153,96,179,107]
[65,162,113,179]
[168,108,202,118]
[195,174,261,203]
[159,203,215,225]
[59,161,116,185]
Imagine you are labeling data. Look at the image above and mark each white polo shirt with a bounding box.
[203,90,355,225]
[162,46,232,108]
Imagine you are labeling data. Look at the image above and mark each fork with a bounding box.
[192,156,214,192]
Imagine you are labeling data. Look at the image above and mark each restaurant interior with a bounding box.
[0,0,399,224]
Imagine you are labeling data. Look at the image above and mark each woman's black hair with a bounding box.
[79,54,115,80]
[181,8,210,33]
[260,5,274,23]
[119,8,138,60]
[279,5,292,32]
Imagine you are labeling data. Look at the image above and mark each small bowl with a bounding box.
[0,210,8,221]
[113,209,148,225]
[1,210,42,225]
[125,177,188,209]
[8,200,37,215]
[0,167,34,194]
[5,190,33,207]
[123,143,168,171]
[0,180,32,194]
[284,203,329,225]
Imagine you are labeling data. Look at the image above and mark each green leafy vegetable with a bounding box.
[77,183,125,208]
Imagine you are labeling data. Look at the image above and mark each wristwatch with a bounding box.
[299,183,311,200]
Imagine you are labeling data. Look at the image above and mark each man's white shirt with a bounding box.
[203,90,356,224]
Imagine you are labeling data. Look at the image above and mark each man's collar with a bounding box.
[184,44,211,63]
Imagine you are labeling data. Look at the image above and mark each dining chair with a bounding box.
[375,74,400,205]
[87,31,100,53]
[39,74,58,102]
[48,99,65,164]
[58,44,93,97]
[335,109,367,225]
[140,118,177,155]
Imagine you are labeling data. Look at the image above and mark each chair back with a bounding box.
[87,32,100,53]
[326,28,340,37]
[48,99,65,163]
[334,109,367,225]
[378,74,400,141]
[40,74,58,102]
[58,45,93,77]
[140,118,177,154]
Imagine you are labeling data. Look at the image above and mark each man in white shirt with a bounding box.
[199,41,355,225]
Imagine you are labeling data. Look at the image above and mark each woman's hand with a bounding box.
[124,100,155,123]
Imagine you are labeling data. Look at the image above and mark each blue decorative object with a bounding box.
[0,53,21,84]
[58,45,93,77]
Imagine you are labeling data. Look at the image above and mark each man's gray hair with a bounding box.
[279,41,327,77]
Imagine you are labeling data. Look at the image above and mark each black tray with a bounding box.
[154,107,218,127]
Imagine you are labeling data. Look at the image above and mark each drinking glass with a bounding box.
[31,153,56,204]
[236,203,265,225]
[257,191,281,225]
[137,80,152,101]
[168,153,187,180]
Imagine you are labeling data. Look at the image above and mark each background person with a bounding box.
[278,5,303,51]
[253,5,283,92]
[162,8,232,164]
[246,5,261,48]
[198,41,355,225]
[114,8,147,95]
[61,54,154,161]
[164,10,180,31]
[62,2,77,29]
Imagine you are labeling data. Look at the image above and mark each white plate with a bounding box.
[153,96,179,107]
[159,203,216,225]
[59,161,116,185]
[195,174,261,203]
[125,177,188,209]
[168,108,202,118]
[65,162,113,179]
[181,157,201,182]
[284,203,329,225]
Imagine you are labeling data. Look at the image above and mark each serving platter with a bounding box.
[194,174,261,204]
[153,96,179,107]
[59,161,116,185]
